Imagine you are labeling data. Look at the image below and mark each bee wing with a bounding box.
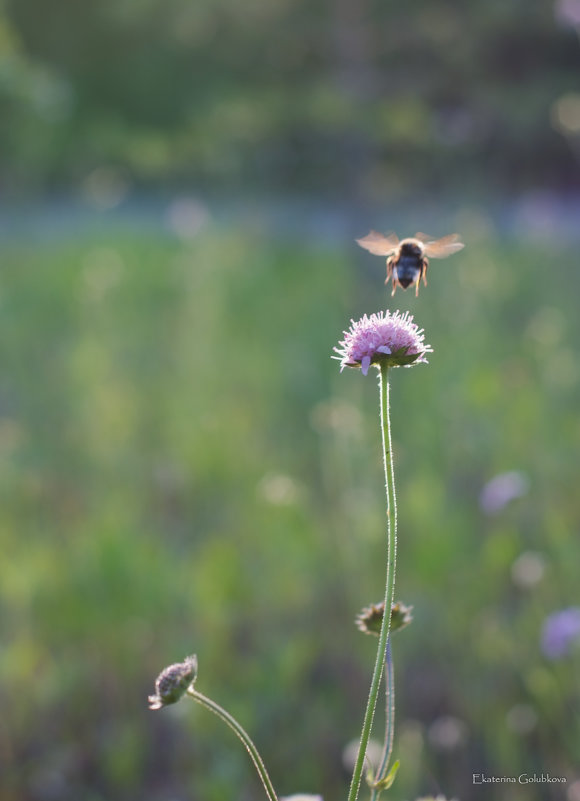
[420,233,464,259]
[356,230,399,256]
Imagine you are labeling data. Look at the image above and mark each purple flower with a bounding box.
[555,0,580,27]
[541,608,580,660]
[479,471,529,515]
[333,310,432,375]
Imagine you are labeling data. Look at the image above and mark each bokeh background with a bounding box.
[1,1,580,800]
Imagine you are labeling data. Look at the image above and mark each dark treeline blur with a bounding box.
[2,0,580,201]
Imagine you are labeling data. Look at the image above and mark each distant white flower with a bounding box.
[280,795,324,801]
[511,551,545,589]
[427,716,468,751]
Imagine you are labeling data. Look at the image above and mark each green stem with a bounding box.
[187,687,279,801]
[347,364,398,801]
[370,639,395,801]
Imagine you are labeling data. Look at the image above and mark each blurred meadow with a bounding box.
[1,2,580,801]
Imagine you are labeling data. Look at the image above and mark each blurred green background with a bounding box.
[1,1,580,800]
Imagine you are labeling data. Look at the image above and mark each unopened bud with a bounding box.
[148,655,198,710]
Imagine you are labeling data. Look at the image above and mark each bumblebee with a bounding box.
[356,231,464,296]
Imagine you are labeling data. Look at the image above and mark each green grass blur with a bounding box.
[1,216,579,800]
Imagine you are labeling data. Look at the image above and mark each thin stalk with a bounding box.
[370,639,395,801]
[187,687,278,801]
[347,364,398,801]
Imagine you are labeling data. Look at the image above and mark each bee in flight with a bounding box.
[356,231,464,296]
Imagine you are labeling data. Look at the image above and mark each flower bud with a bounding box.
[355,601,413,636]
[148,655,198,710]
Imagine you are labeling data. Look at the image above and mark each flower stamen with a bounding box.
[333,310,432,375]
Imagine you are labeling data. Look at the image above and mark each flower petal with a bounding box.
[334,310,432,374]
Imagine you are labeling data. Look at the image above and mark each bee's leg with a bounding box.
[386,258,396,295]
[422,258,429,286]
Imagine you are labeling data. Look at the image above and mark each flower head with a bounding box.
[148,655,198,710]
[334,310,432,375]
[541,608,580,660]
[355,601,414,636]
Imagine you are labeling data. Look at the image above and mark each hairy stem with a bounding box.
[347,364,398,801]
[370,638,395,801]
[187,687,278,801]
